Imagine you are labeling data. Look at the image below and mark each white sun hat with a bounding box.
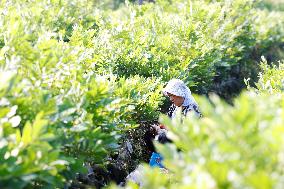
[162,79,197,106]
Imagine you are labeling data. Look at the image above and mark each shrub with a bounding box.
[253,58,284,93]
[116,91,284,188]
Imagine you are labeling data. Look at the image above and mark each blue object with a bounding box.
[149,152,164,168]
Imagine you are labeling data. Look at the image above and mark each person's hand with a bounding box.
[159,124,167,130]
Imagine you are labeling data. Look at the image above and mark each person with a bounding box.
[163,78,201,119]
[126,79,201,185]
[149,79,201,168]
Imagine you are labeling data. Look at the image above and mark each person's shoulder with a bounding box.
[184,104,202,117]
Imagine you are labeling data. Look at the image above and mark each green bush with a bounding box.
[114,58,284,189]
[0,70,163,188]
[115,91,284,189]
[92,0,284,93]
[1,0,283,94]
[253,58,284,93]
[0,72,67,188]
[1,0,284,187]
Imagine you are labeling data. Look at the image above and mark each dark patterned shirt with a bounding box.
[167,103,202,118]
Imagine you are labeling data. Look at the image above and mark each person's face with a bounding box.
[167,93,184,107]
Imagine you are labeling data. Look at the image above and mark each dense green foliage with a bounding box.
[0,0,284,188]
[0,71,163,188]
[115,91,284,189]
[253,58,284,93]
[115,60,284,188]
[0,71,163,187]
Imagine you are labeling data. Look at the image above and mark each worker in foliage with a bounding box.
[163,78,201,118]
[126,79,201,185]
[149,78,201,168]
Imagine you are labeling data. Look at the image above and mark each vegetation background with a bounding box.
[0,0,283,188]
